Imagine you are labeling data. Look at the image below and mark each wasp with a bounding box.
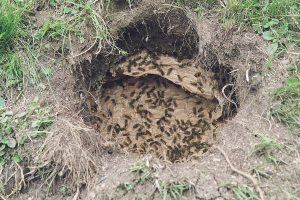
[198,87,205,93]
[114,125,121,134]
[107,109,112,117]
[132,55,142,62]
[129,102,135,109]
[126,136,132,144]
[161,80,167,88]
[146,138,154,143]
[111,99,116,105]
[173,99,178,107]
[138,67,145,72]
[107,125,112,132]
[140,85,149,94]
[194,72,202,77]
[121,94,127,99]
[124,119,128,127]
[198,107,204,112]
[150,141,161,146]
[126,64,132,73]
[198,113,205,118]
[173,136,177,143]
[145,99,153,104]
[178,133,182,140]
[164,131,171,137]
[178,64,185,68]
[146,117,152,123]
[145,61,152,66]
[159,126,165,132]
[148,86,156,94]
[133,123,140,129]
[145,130,151,136]
[177,75,183,82]
[104,96,110,102]
[135,132,142,140]
[124,115,132,120]
[130,91,136,96]
[149,65,157,70]
[140,144,147,152]
[132,72,140,76]
[167,68,173,76]
[157,67,165,76]
[152,92,158,99]
[160,139,167,145]
[135,95,141,101]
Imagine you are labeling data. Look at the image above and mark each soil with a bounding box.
[4,0,300,200]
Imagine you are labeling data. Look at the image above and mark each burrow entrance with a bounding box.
[77,8,238,162]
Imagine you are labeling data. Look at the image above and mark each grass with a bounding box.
[254,135,286,166]
[36,0,116,56]
[115,161,153,198]
[225,183,260,200]
[156,180,193,200]
[272,62,300,131]
[0,0,50,94]
[115,161,193,199]
[0,97,53,166]
[0,0,23,92]
[0,0,115,97]
[0,0,22,52]
[218,0,300,55]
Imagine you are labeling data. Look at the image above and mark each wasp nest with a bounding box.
[87,50,225,162]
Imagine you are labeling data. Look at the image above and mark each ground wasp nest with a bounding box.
[78,9,238,162]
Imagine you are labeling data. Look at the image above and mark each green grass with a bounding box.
[0,0,23,92]
[225,184,260,200]
[0,0,115,95]
[157,180,192,200]
[0,0,47,93]
[36,0,116,55]
[0,97,53,166]
[115,161,153,198]
[254,135,286,166]
[0,0,22,52]
[272,63,300,131]
[217,0,300,55]
[115,161,192,199]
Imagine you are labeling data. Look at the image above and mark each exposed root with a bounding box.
[31,117,103,190]
[221,84,238,110]
[216,146,265,200]
[72,186,80,200]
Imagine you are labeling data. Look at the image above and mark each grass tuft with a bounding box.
[272,62,300,131]
[222,0,300,54]
[225,183,260,200]
[116,161,153,197]
[157,180,193,200]
[254,135,286,166]
[0,0,22,52]
[0,97,53,167]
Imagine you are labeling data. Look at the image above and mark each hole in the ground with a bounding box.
[77,9,238,162]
